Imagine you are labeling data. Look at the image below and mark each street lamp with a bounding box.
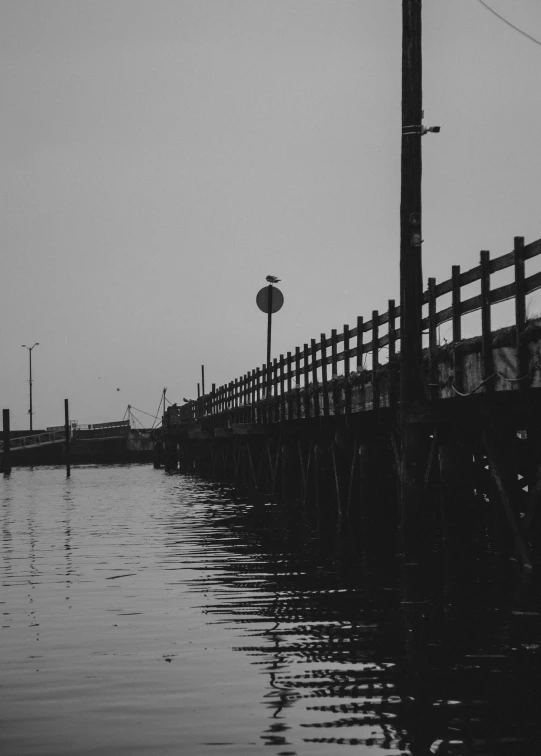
[22,343,39,431]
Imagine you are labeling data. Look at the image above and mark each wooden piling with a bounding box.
[64,399,71,478]
[2,409,11,474]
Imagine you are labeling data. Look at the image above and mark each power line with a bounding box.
[475,0,541,48]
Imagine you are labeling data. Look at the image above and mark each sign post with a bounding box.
[256,284,284,398]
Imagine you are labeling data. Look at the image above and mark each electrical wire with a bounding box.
[151,390,166,430]
[475,0,541,48]
[451,365,536,397]
[130,405,159,419]
[129,411,147,430]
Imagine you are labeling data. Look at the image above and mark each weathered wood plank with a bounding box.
[372,310,379,411]
[321,332,329,417]
[515,236,526,386]
[428,278,437,401]
[480,250,493,388]
[331,329,338,378]
[356,316,364,371]
[311,338,320,418]
[279,354,286,422]
[295,346,302,420]
[303,344,310,419]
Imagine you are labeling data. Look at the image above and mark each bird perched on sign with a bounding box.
[266,275,280,284]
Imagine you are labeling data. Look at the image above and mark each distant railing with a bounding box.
[175,236,541,423]
[0,430,66,452]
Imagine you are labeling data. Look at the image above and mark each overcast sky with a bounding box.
[1,0,540,429]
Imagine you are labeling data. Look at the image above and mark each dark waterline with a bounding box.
[1,466,540,756]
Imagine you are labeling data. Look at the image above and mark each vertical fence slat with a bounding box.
[356,316,364,372]
[303,344,310,419]
[515,236,526,385]
[311,338,320,418]
[272,357,278,422]
[372,310,379,411]
[279,354,286,421]
[343,324,350,377]
[388,299,397,409]
[480,250,493,389]
[295,347,302,420]
[428,277,437,401]
[452,265,461,342]
[452,264,462,393]
[255,368,261,422]
[331,329,339,414]
[321,333,329,417]
[343,324,351,415]
[388,300,396,362]
[286,351,293,421]
[331,329,338,378]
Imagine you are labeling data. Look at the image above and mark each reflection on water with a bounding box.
[1,466,540,756]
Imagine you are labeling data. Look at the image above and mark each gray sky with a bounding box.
[2,0,541,428]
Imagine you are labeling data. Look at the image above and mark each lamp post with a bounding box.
[22,343,39,431]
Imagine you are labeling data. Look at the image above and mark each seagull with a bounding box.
[266,275,280,284]
[183,398,190,403]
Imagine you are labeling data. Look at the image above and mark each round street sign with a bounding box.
[256,286,284,314]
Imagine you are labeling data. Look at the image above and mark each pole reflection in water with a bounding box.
[1,466,540,756]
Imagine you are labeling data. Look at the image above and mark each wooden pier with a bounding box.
[161,237,541,574]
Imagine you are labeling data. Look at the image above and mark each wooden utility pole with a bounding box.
[400,0,424,407]
[399,0,426,562]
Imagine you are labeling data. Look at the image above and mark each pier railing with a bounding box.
[0,430,66,452]
[174,236,541,424]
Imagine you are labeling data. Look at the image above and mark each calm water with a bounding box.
[1,466,540,756]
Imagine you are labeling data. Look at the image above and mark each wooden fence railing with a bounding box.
[173,236,541,424]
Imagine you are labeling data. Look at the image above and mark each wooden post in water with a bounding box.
[2,409,11,474]
[64,399,71,478]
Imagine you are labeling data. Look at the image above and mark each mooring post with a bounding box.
[64,398,71,478]
[2,409,11,474]
[153,441,162,468]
